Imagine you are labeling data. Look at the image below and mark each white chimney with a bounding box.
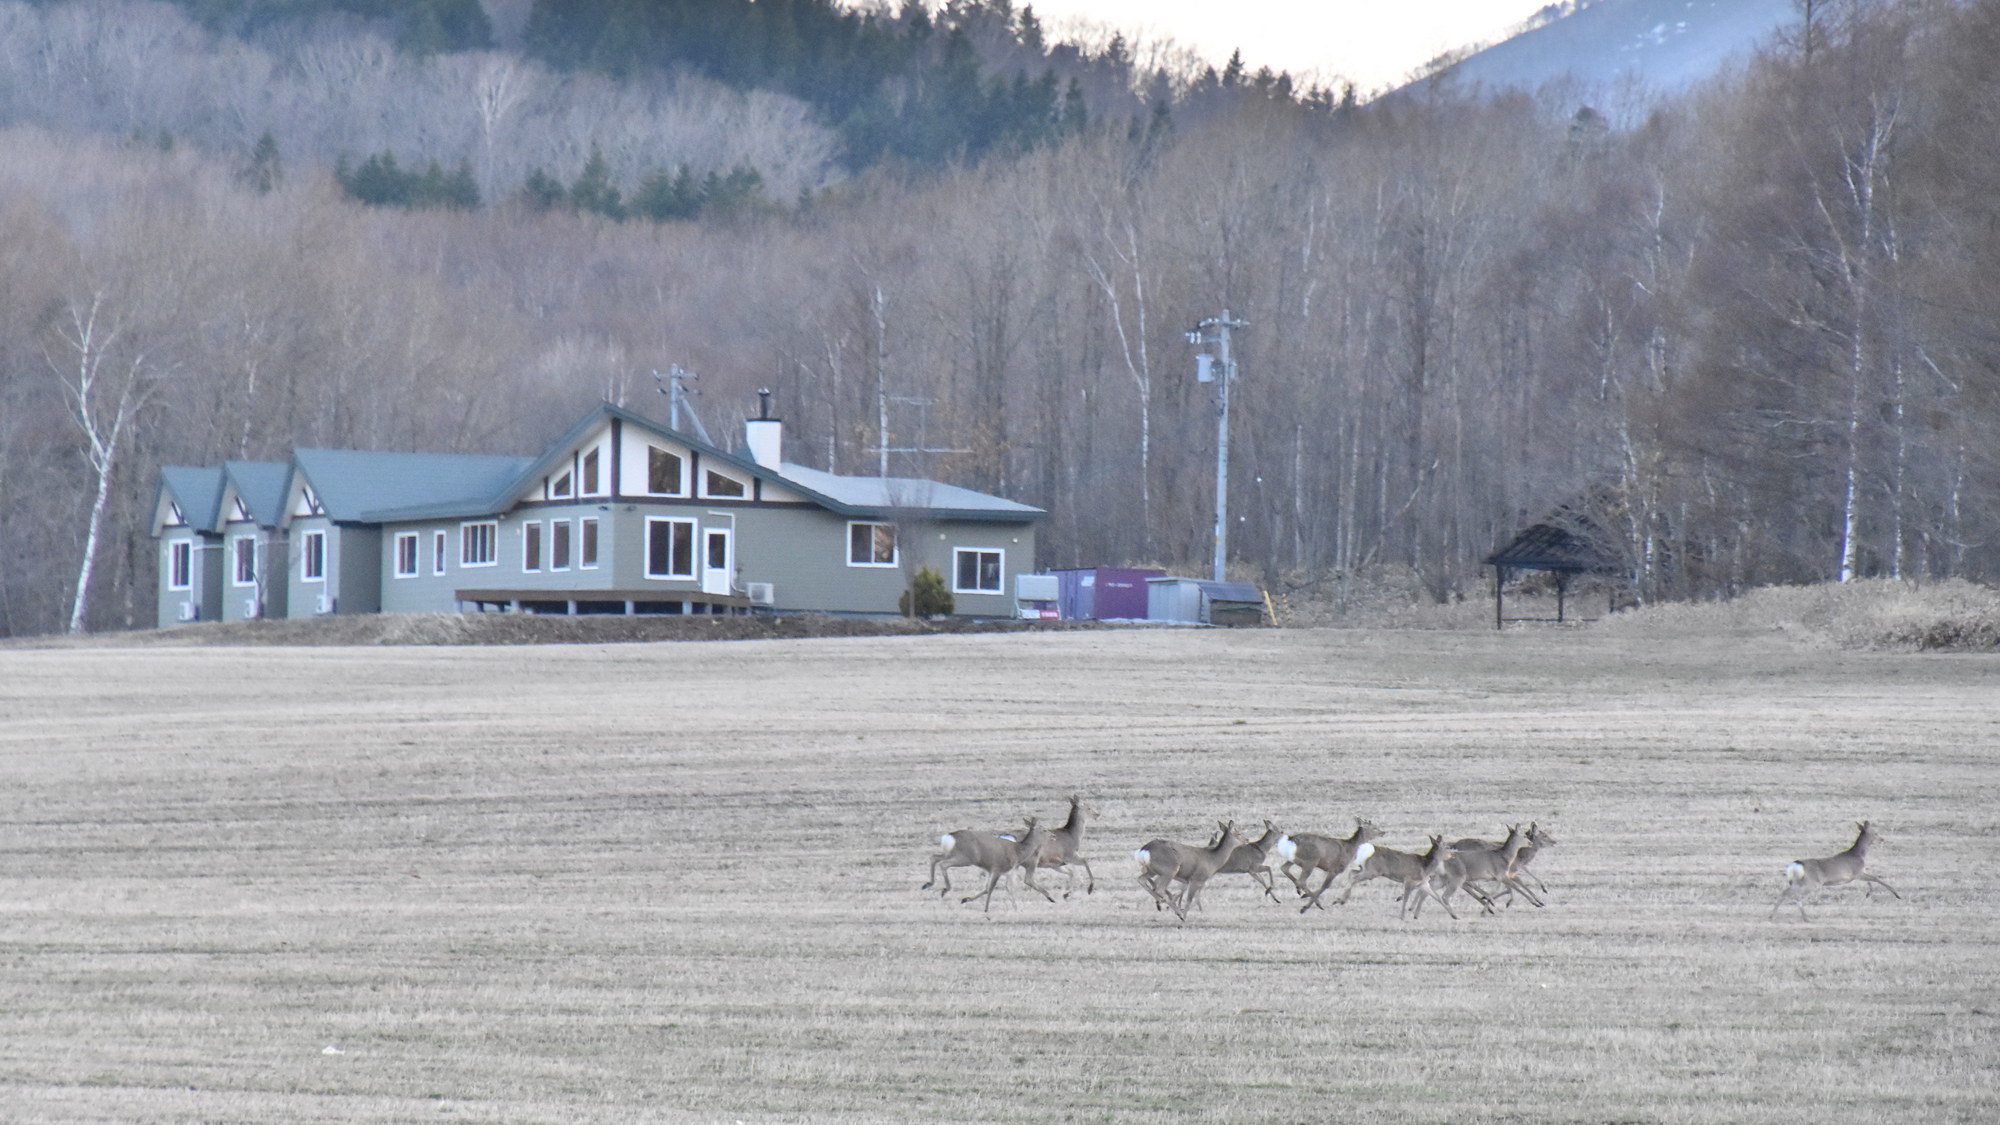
[745,387,782,469]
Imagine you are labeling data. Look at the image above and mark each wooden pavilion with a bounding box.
[1483,520,1622,629]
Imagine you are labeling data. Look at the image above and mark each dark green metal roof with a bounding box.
[293,448,535,522]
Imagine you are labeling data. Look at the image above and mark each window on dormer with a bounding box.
[582,448,601,494]
[551,470,573,499]
[231,496,251,522]
[167,501,184,527]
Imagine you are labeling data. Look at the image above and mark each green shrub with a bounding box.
[899,567,954,618]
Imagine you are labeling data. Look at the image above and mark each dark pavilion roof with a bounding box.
[1484,522,1619,574]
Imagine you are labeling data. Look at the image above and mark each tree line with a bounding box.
[1,0,1996,637]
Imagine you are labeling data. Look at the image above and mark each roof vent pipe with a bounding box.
[746,387,782,469]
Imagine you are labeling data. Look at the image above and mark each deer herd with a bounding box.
[924,797,1899,923]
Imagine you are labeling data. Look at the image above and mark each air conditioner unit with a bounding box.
[316,592,334,615]
[176,601,197,622]
[746,581,776,606]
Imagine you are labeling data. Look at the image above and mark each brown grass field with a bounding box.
[1,623,1996,1123]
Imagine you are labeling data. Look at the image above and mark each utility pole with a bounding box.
[652,365,712,444]
[1187,310,1247,583]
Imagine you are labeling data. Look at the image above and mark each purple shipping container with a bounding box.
[1049,567,1165,620]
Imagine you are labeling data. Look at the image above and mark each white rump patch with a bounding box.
[940,832,957,851]
[1133,846,1151,865]
[1348,842,1375,873]
[1274,836,1296,863]
[1785,861,1805,884]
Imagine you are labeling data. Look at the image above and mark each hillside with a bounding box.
[1427,0,1799,105]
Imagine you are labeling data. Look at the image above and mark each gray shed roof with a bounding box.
[293,448,535,522]
[222,461,293,527]
[775,463,1044,522]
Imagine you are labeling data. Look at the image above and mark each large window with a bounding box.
[301,530,326,581]
[953,548,1003,594]
[579,518,599,569]
[395,533,419,578]
[848,521,897,567]
[647,446,684,495]
[232,537,257,586]
[167,540,192,590]
[461,521,497,566]
[582,448,602,495]
[646,518,696,578]
[551,520,572,570]
[523,521,543,572]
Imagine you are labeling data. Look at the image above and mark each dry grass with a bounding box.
[1,626,1996,1123]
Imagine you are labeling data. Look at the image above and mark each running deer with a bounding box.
[1212,820,1286,903]
[1770,821,1901,921]
[1028,794,1098,897]
[1334,835,1460,920]
[1278,820,1384,914]
[925,819,1056,912]
[1432,824,1530,916]
[1135,821,1242,921]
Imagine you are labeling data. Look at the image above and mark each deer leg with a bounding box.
[1019,864,1057,905]
[963,866,1007,912]
[1298,866,1346,914]
[1280,861,1312,897]
[1078,857,1095,895]
[1859,873,1900,900]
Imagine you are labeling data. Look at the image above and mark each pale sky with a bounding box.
[1020,0,1554,93]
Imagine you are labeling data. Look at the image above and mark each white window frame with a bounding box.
[301,529,327,582]
[522,521,543,573]
[394,533,420,578]
[432,530,448,576]
[231,536,258,587]
[952,547,1004,594]
[550,469,573,499]
[550,519,572,571]
[581,447,603,496]
[579,517,600,569]
[645,517,697,579]
[847,521,898,567]
[167,540,192,590]
[461,521,498,567]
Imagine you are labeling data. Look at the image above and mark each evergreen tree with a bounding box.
[569,145,625,219]
[242,130,283,194]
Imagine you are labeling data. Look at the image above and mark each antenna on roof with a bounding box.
[652,365,713,445]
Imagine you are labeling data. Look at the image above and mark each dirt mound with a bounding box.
[16,612,1110,649]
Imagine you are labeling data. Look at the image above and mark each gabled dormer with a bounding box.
[536,422,614,501]
[153,465,225,537]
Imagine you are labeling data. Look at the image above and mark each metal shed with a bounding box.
[1145,577,1266,626]
[1050,567,1166,620]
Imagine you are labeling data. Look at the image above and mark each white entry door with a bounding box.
[702,528,733,595]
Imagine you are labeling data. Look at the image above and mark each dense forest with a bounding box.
[1,0,1996,637]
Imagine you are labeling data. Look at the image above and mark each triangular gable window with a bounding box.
[231,495,252,522]
[292,483,323,517]
[166,500,184,527]
[551,469,574,499]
